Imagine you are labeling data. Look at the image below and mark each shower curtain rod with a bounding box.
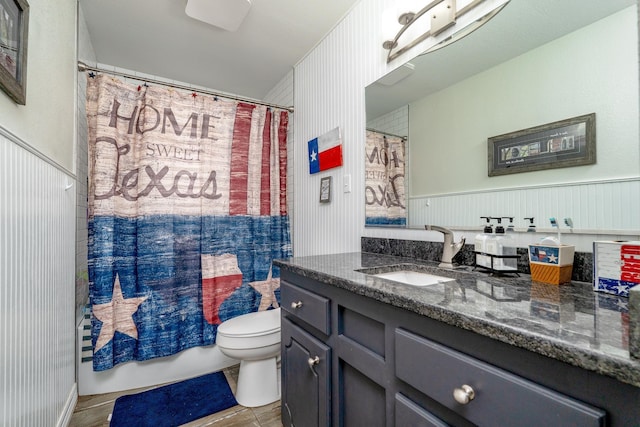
[366,128,407,140]
[77,61,294,113]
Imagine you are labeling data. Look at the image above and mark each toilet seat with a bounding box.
[217,308,281,338]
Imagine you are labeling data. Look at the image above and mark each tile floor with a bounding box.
[69,365,282,427]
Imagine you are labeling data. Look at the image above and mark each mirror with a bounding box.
[365,0,639,233]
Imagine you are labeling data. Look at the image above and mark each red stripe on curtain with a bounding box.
[229,103,256,215]
[278,111,288,216]
[260,109,272,216]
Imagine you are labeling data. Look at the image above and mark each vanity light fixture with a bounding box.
[383,0,510,63]
[185,0,252,32]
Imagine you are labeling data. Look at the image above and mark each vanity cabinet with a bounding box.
[281,281,332,427]
[280,270,638,426]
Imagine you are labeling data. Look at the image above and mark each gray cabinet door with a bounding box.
[282,316,331,427]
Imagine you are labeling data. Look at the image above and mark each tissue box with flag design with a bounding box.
[528,244,575,285]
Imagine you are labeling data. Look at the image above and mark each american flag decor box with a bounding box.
[528,244,575,285]
[594,241,640,297]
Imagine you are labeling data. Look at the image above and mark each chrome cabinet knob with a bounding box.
[291,301,303,309]
[308,356,320,369]
[453,384,475,405]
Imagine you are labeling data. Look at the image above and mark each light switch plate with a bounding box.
[343,174,352,193]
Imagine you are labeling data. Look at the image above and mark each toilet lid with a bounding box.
[217,308,281,337]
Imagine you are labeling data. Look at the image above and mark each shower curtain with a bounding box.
[86,75,291,371]
[365,130,406,226]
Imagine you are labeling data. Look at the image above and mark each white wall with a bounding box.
[0,0,78,426]
[292,0,640,256]
[292,0,391,257]
[0,0,77,173]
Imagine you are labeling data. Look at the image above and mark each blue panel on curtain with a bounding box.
[88,215,290,370]
[86,75,291,371]
[365,217,407,226]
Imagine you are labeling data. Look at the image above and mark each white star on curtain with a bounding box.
[249,266,280,311]
[93,274,148,352]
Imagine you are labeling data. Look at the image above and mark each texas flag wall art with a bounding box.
[308,127,343,174]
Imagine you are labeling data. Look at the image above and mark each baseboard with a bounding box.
[57,383,78,427]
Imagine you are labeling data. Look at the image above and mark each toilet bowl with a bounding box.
[216,308,281,407]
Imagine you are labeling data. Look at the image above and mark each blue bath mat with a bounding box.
[110,371,237,427]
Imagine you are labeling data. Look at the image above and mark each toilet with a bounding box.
[216,308,281,407]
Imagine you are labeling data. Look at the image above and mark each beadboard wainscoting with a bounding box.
[0,128,77,427]
[408,178,640,234]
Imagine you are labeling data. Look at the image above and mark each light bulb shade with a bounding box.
[185,0,252,32]
[424,0,509,54]
[383,0,510,63]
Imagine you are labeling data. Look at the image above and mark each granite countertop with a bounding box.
[274,252,640,388]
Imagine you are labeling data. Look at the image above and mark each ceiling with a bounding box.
[80,0,360,101]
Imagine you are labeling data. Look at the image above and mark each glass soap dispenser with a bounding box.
[494,217,518,271]
[474,217,493,268]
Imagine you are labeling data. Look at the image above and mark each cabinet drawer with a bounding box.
[395,329,606,427]
[281,280,330,335]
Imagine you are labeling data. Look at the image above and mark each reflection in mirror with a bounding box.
[365,128,407,226]
[366,0,639,233]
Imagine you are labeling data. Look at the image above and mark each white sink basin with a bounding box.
[374,270,456,287]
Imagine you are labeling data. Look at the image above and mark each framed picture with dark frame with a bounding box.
[488,113,596,177]
[0,0,29,105]
[319,176,332,203]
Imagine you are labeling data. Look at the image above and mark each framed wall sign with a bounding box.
[0,0,29,105]
[488,113,596,176]
[319,176,332,203]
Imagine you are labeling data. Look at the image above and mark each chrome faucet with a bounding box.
[425,225,466,269]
